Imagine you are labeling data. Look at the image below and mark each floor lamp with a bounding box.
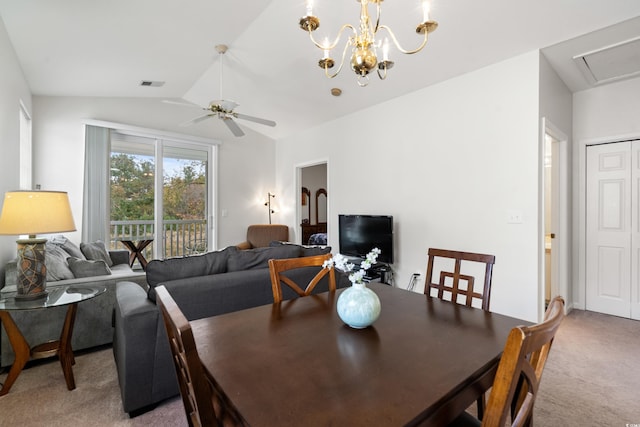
[265,192,275,224]
[0,191,76,299]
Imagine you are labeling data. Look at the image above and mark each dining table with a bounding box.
[191,282,529,426]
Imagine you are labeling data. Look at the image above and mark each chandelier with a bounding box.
[299,0,438,87]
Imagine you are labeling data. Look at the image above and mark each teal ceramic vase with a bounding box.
[337,283,381,329]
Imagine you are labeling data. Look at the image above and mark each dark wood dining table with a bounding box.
[191,283,528,426]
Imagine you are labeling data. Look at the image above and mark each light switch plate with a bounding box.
[507,210,523,224]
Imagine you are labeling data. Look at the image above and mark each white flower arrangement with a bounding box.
[323,247,381,285]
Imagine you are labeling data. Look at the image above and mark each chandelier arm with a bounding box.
[376,66,388,80]
[323,39,353,79]
[377,25,429,55]
[372,0,382,34]
[308,24,358,51]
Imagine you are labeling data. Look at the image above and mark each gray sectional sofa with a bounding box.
[1,237,146,367]
[113,242,348,416]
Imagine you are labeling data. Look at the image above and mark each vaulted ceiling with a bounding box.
[1,1,639,140]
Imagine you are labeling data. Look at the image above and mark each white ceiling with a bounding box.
[1,1,640,140]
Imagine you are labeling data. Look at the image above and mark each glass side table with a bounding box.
[0,284,106,396]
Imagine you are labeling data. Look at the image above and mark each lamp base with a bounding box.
[15,238,48,299]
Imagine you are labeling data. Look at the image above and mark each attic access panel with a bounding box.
[573,36,640,86]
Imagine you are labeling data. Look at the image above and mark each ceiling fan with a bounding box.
[165,44,276,137]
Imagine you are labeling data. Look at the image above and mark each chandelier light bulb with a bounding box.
[422,1,430,23]
[306,0,314,17]
[322,38,330,59]
[382,38,390,61]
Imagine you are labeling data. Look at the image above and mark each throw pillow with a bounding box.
[80,240,113,267]
[44,242,75,281]
[146,246,237,288]
[301,245,331,257]
[269,241,331,257]
[227,244,302,272]
[50,235,86,260]
[67,257,112,278]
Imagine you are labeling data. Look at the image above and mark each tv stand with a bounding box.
[365,263,392,285]
[339,256,393,285]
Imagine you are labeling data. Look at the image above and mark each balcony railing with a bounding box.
[110,219,208,261]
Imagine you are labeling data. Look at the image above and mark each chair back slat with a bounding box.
[269,254,336,303]
[425,248,495,311]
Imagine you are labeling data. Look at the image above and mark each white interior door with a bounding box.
[631,142,640,320]
[586,141,631,317]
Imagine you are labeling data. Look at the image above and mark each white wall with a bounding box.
[276,52,542,321]
[31,96,276,249]
[573,77,640,309]
[0,17,32,285]
[574,78,640,141]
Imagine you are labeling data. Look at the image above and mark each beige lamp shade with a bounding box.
[0,191,77,236]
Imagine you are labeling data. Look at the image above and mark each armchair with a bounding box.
[235,224,289,249]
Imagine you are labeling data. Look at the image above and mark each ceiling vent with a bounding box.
[139,80,165,87]
[573,36,640,86]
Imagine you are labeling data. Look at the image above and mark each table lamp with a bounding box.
[0,190,76,299]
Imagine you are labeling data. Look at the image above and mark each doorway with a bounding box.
[297,162,328,245]
[541,118,569,318]
[544,133,560,305]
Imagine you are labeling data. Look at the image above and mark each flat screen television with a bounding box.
[338,214,394,264]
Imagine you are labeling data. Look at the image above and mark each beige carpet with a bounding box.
[0,309,638,426]
[0,347,185,427]
[535,309,640,426]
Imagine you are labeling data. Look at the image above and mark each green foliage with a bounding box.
[163,162,206,220]
[110,153,205,221]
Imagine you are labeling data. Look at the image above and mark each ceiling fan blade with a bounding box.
[180,114,214,127]
[235,113,276,127]
[163,99,201,108]
[223,117,245,137]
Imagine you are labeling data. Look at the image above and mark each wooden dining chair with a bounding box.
[156,285,248,427]
[449,296,565,427]
[424,248,496,311]
[268,253,336,303]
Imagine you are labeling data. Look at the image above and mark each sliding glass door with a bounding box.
[162,144,208,257]
[110,132,213,262]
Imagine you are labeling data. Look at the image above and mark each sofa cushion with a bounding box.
[146,246,237,289]
[67,257,112,278]
[45,242,75,281]
[227,245,302,272]
[81,240,113,267]
[269,241,331,257]
[50,235,86,260]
